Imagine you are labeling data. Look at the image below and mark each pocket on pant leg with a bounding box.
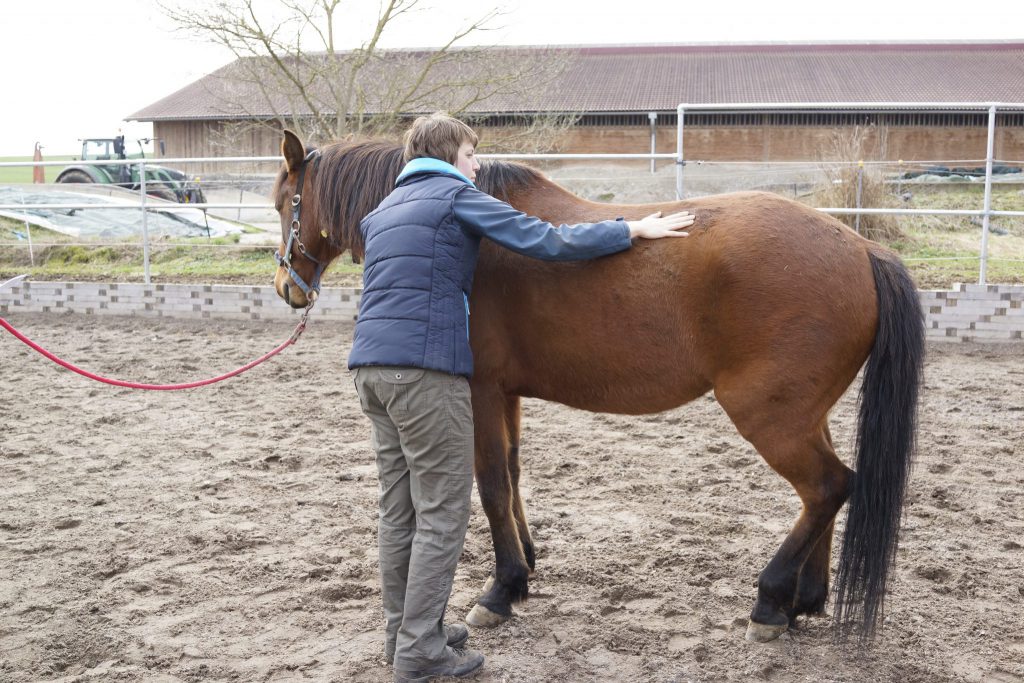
[442,376,474,527]
[444,376,474,473]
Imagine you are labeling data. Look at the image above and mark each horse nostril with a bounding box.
[283,282,290,303]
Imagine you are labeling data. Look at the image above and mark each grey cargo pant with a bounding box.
[352,366,474,670]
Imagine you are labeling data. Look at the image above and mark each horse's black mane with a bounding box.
[476,159,545,203]
[277,140,548,262]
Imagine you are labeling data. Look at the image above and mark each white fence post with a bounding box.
[979,104,997,285]
[855,160,864,234]
[649,112,658,174]
[675,104,686,199]
[139,161,151,285]
[18,188,35,266]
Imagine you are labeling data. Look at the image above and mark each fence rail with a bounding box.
[2,100,1023,284]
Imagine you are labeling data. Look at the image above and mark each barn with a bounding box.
[128,41,1024,163]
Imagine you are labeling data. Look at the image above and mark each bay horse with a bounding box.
[272,130,924,642]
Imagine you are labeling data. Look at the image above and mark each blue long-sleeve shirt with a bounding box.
[452,186,632,260]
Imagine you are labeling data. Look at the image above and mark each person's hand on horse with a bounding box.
[627,210,695,240]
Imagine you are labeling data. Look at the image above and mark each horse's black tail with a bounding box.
[833,249,925,640]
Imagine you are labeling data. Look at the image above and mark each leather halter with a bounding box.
[275,149,326,299]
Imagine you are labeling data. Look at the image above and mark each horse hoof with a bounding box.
[482,575,495,593]
[466,603,509,628]
[745,619,788,643]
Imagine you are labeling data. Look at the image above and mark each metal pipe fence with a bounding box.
[674,102,1024,284]
[2,101,1023,285]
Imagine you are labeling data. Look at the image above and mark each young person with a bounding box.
[349,113,694,683]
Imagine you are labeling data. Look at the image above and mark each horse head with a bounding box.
[272,130,404,308]
[273,130,333,308]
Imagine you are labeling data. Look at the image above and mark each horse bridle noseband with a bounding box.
[275,148,326,300]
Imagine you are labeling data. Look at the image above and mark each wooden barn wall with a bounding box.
[552,125,1024,162]
[153,120,1024,169]
[152,121,283,173]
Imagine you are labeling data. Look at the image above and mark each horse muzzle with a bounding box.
[275,266,312,309]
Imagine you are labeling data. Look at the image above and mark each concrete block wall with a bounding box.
[920,283,1024,343]
[3,281,1024,343]
[0,282,359,322]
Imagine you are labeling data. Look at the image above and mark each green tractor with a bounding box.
[56,135,206,204]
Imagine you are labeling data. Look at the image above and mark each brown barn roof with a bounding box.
[128,41,1024,121]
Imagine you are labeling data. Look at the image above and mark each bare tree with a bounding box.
[159,0,578,150]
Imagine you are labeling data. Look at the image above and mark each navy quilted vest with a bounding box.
[348,172,480,377]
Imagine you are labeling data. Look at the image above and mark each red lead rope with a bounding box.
[0,313,310,391]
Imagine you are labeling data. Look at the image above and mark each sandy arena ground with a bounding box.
[1,312,1022,682]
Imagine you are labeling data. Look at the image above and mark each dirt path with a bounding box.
[1,313,1022,682]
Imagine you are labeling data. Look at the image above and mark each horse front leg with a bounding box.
[505,397,536,572]
[476,397,536,601]
[466,390,529,627]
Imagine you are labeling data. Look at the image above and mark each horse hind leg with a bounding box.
[748,424,851,641]
[788,519,836,624]
[715,383,853,642]
[788,424,840,624]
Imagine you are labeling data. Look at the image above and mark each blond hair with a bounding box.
[403,112,479,164]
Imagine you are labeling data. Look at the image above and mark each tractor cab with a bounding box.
[80,136,142,184]
[80,135,163,162]
[58,135,202,204]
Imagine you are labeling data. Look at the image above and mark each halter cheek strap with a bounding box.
[275,149,326,298]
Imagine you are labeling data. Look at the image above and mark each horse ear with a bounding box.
[282,130,305,173]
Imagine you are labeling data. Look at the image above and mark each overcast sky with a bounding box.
[1,0,1021,156]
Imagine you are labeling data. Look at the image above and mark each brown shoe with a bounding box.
[385,624,470,665]
[393,646,484,682]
